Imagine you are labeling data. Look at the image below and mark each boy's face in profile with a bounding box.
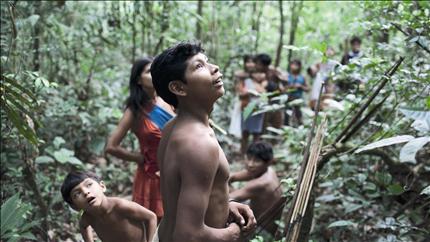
[70,178,106,211]
[245,155,269,176]
[183,53,224,102]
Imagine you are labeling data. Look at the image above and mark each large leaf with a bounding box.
[355,135,415,153]
[1,194,20,235]
[399,137,430,164]
[387,184,404,195]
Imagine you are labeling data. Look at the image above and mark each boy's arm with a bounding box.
[230,170,253,183]
[79,215,94,242]
[173,139,241,242]
[229,182,260,202]
[117,199,157,242]
[105,108,143,163]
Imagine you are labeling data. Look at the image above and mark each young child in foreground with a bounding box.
[61,171,157,242]
[229,141,282,236]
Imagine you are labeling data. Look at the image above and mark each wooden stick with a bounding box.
[283,83,325,235]
[286,116,327,241]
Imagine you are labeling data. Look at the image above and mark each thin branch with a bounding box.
[391,22,430,54]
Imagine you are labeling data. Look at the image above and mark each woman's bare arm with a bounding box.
[105,108,143,163]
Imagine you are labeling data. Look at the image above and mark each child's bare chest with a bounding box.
[90,214,143,242]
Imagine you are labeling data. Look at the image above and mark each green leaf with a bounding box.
[387,184,404,195]
[35,156,54,164]
[1,103,38,145]
[1,194,20,235]
[355,135,415,153]
[328,220,355,228]
[242,100,258,120]
[375,172,392,186]
[19,231,37,240]
[53,136,66,148]
[53,148,75,163]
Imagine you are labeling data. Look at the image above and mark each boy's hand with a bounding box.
[226,222,241,241]
[228,201,257,233]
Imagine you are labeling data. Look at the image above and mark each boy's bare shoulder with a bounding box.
[171,124,216,150]
[108,197,134,210]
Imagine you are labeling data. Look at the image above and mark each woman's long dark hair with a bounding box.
[125,57,153,121]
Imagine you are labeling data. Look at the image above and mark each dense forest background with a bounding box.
[1,1,429,242]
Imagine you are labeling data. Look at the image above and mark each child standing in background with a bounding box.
[285,59,309,125]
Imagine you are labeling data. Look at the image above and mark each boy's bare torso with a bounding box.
[248,168,281,218]
[157,118,230,241]
[82,198,145,242]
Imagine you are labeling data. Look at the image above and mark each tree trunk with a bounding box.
[131,1,137,62]
[196,0,203,41]
[153,1,170,55]
[287,1,303,71]
[145,2,153,51]
[252,2,264,53]
[32,1,42,71]
[274,0,285,67]
[141,2,146,54]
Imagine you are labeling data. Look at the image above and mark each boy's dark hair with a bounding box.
[243,54,254,65]
[61,171,101,206]
[247,141,273,163]
[350,36,362,45]
[254,53,272,66]
[151,42,204,108]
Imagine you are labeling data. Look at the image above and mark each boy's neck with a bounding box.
[177,102,212,126]
[85,196,111,216]
[252,167,269,179]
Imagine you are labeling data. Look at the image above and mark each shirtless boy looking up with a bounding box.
[61,171,157,242]
[229,141,282,236]
[151,42,257,242]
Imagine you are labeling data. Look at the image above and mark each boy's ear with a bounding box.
[100,181,107,192]
[168,80,187,97]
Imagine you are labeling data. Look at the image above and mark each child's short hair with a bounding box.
[254,53,272,66]
[151,41,204,108]
[350,36,362,45]
[61,171,101,206]
[246,141,273,163]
